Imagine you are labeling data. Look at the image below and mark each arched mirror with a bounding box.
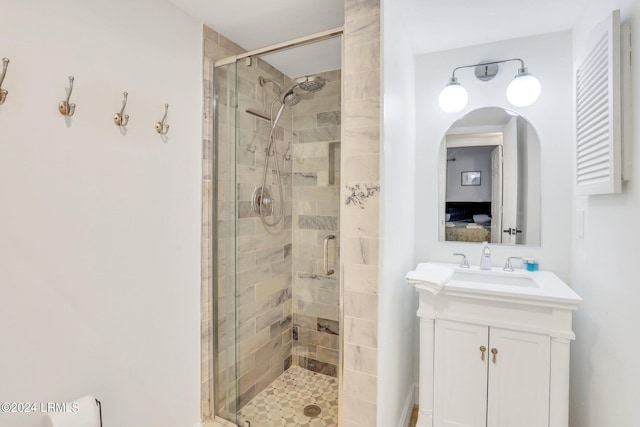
[439,107,540,245]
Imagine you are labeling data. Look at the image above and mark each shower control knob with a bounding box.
[251,186,274,216]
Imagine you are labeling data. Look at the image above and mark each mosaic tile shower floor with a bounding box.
[237,365,338,427]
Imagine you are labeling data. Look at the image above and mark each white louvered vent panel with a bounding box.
[575,10,622,195]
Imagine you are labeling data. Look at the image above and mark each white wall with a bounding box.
[570,2,640,426]
[414,32,574,280]
[446,146,493,202]
[379,0,417,425]
[0,1,202,426]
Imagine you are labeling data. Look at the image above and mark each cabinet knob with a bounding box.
[491,347,498,364]
[480,346,487,361]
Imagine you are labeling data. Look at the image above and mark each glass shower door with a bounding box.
[212,41,342,427]
[213,61,239,425]
[231,56,296,427]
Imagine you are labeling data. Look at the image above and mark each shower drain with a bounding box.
[303,404,322,418]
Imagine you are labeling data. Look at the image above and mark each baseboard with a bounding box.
[398,384,417,427]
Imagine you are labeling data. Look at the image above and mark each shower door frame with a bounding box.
[209,27,345,427]
[213,28,343,68]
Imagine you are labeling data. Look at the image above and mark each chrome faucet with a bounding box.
[503,256,523,272]
[453,253,470,268]
[480,242,492,270]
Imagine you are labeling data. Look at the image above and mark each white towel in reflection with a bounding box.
[473,214,491,224]
[405,262,454,295]
[466,223,484,229]
[445,222,456,228]
[46,395,100,427]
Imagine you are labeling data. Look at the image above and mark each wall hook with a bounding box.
[114,91,130,127]
[155,104,170,134]
[58,76,76,117]
[0,58,9,105]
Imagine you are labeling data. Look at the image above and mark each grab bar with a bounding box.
[323,234,335,276]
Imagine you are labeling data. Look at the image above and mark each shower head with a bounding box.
[276,75,325,110]
[281,75,327,97]
[296,75,326,92]
[281,91,301,106]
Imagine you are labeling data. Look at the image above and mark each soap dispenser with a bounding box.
[480,241,492,270]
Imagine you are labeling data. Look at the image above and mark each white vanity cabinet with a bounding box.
[434,321,550,427]
[410,264,582,427]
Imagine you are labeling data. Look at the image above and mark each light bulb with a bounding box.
[439,77,468,113]
[506,68,541,107]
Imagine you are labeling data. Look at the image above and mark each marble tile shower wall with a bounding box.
[290,69,341,378]
[341,0,381,426]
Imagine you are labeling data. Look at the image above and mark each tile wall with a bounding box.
[290,70,342,377]
[341,0,382,426]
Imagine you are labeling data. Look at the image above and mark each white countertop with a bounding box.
[409,262,583,309]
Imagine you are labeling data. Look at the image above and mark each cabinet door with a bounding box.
[487,328,550,427]
[434,320,489,427]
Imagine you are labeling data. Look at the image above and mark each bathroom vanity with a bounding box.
[408,264,582,427]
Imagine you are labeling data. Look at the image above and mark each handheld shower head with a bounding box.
[271,93,297,132]
[280,90,301,107]
[271,93,299,136]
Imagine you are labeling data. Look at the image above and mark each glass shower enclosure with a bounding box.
[211,37,342,427]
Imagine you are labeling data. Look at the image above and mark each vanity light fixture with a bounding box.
[506,66,542,107]
[439,77,468,113]
[438,58,541,112]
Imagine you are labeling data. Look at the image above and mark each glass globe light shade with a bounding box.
[506,69,541,107]
[439,77,468,113]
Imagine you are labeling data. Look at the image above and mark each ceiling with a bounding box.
[167,0,589,76]
[398,0,589,54]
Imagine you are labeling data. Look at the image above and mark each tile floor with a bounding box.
[237,365,338,427]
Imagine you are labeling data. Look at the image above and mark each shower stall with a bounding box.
[210,32,343,427]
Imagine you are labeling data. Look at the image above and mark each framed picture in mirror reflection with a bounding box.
[461,171,481,186]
